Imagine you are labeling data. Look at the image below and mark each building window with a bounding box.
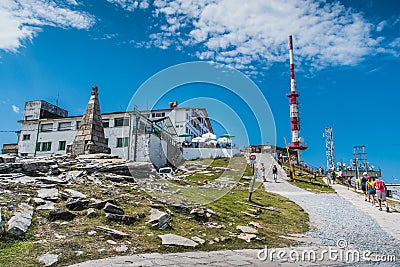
[116,137,129,148]
[20,153,28,157]
[25,115,34,121]
[114,117,129,127]
[102,119,109,128]
[40,123,53,132]
[42,142,52,151]
[22,134,30,140]
[105,138,109,145]
[58,141,66,150]
[58,122,71,131]
[36,142,52,151]
[76,121,81,130]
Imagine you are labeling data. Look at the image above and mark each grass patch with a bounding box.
[289,176,335,193]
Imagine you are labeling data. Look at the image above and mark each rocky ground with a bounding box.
[0,154,308,267]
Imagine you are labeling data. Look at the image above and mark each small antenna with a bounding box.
[54,93,60,107]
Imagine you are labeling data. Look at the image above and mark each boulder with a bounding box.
[33,198,46,206]
[38,177,66,185]
[7,204,34,237]
[105,213,137,225]
[66,199,89,211]
[37,188,59,201]
[147,208,171,230]
[48,209,76,221]
[103,203,124,215]
[37,253,59,267]
[159,234,198,247]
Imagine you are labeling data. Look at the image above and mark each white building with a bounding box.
[17,100,214,165]
[142,101,213,142]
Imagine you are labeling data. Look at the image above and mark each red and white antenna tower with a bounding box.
[287,35,307,160]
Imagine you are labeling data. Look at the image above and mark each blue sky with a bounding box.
[0,0,399,182]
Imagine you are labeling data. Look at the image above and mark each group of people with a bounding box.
[357,172,390,212]
[260,163,278,183]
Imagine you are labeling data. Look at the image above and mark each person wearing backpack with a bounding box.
[360,173,368,201]
[366,177,376,205]
[374,178,389,212]
[272,165,278,183]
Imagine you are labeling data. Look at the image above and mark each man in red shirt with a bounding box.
[374,178,389,212]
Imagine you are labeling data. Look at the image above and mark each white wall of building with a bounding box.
[182,148,241,160]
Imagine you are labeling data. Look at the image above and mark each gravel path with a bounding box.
[70,154,400,266]
[259,153,400,266]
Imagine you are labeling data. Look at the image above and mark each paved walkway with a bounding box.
[70,154,400,266]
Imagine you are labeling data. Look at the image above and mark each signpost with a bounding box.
[249,154,257,201]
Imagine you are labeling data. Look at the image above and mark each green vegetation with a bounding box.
[289,176,335,193]
[0,156,309,267]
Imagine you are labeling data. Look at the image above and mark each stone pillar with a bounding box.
[70,85,111,155]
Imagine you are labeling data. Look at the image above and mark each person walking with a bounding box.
[374,178,389,212]
[366,177,376,205]
[261,163,266,182]
[272,165,278,183]
[361,173,368,201]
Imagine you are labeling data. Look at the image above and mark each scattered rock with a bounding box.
[66,198,89,211]
[115,245,128,252]
[191,236,205,244]
[75,251,84,257]
[48,209,77,221]
[38,176,66,185]
[36,201,55,210]
[33,198,46,206]
[64,189,87,199]
[37,253,59,266]
[7,204,34,237]
[89,199,117,210]
[147,208,171,230]
[87,230,97,236]
[107,240,117,245]
[37,188,59,201]
[105,213,137,225]
[95,226,129,238]
[159,234,198,247]
[65,171,83,182]
[86,208,97,218]
[237,233,257,242]
[236,225,258,234]
[249,221,262,229]
[103,203,124,215]
[190,207,215,221]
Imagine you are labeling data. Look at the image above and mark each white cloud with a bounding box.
[376,20,387,32]
[106,0,149,11]
[12,104,20,114]
[145,0,383,71]
[0,0,95,52]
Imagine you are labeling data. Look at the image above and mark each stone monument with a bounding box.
[70,85,111,155]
